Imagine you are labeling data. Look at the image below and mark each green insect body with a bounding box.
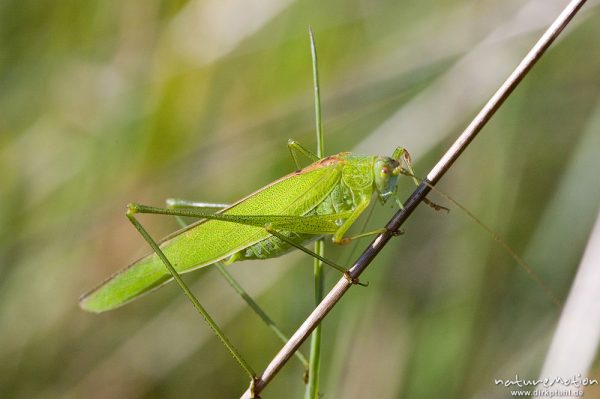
[79,150,406,313]
[238,155,372,261]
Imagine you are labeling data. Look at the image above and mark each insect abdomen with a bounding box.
[238,231,317,260]
[231,180,360,262]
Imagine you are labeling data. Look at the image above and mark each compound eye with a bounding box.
[380,166,390,176]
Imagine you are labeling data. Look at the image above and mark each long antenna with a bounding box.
[240,1,588,397]
[409,172,562,307]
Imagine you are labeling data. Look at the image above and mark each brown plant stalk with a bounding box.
[241,0,588,397]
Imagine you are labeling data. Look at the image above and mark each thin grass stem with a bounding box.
[306,25,325,399]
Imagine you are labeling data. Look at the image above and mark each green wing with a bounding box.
[80,160,343,312]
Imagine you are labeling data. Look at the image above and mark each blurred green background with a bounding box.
[1,1,599,398]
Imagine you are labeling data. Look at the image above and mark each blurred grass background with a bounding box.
[1,0,600,398]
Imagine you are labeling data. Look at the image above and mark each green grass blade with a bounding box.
[306,25,324,399]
